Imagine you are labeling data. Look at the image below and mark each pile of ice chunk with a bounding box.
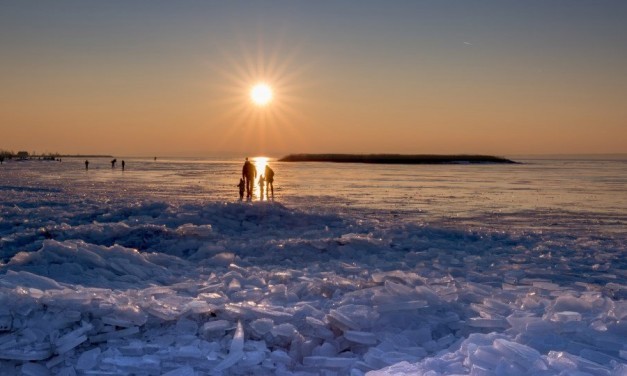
[1,188,626,374]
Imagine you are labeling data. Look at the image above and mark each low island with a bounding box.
[278,154,516,164]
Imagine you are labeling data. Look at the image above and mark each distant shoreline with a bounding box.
[59,155,114,158]
[278,154,517,164]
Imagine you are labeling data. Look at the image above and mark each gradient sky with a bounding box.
[2,1,626,157]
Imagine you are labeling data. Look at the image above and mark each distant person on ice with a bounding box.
[264,164,275,197]
[237,178,245,200]
[242,157,257,198]
[85,160,89,170]
[122,160,125,171]
[111,159,117,168]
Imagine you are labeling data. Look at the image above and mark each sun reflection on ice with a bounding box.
[252,157,269,200]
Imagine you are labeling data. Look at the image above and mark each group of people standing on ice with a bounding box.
[84,159,125,171]
[81,156,274,200]
[240,157,274,200]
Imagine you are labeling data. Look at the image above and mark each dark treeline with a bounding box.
[0,149,15,158]
[0,149,112,160]
[0,150,60,159]
[279,154,517,164]
[58,154,113,158]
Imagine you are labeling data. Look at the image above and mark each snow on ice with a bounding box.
[0,180,626,375]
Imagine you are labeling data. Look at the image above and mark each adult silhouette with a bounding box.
[242,157,257,198]
[264,164,275,197]
[85,160,89,170]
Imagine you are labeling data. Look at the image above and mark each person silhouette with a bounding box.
[258,175,265,199]
[122,160,125,171]
[237,178,245,200]
[264,164,275,197]
[111,159,117,168]
[85,160,89,170]
[242,157,257,198]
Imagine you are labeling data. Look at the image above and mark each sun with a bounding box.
[250,83,273,106]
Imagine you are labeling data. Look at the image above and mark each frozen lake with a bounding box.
[8,156,626,231]
[0,156,625,375]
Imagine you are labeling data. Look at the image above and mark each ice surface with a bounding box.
[76,347,101,370]
[213,321,245,372]
[0,315,12,332]
[271,323,297,337]
[302,356,356,369]
[375,300,428,313]
[21,362,50,376]
[161,365,195,376]
[199,320,232,339]
[2,270,64,291]
[344,330,378,345]
[550,311,582,322]
[89,326,139,343]
[54,322,93,354]
[250,318,274,336]
[467,317,509,328]
[0,161,625,374]
[329,305,378,331]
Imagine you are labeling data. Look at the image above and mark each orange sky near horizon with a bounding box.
[1,2,626,157]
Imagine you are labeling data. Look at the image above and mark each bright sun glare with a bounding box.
[250,83,273,106]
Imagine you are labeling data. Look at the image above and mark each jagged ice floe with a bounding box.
[0,180,626,375]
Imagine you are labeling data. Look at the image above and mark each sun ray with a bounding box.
[204,32,313,156]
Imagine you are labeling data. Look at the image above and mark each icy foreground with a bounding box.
[0,187,626,375]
